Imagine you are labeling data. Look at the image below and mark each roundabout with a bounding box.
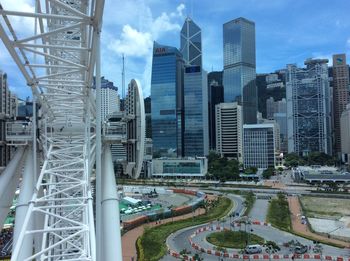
[206,230,265,249]
[164,193,350,261]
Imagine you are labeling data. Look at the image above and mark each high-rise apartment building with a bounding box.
[93,76,119,120]
[243,123,277,169]
[286,59,332,156]
[181,17,208,156]
[332,54,349,155]
[0,71,17,171]
[223,17,257,124]
[208,71,224,150]
[215,102,242,161]
[151,41,184,158]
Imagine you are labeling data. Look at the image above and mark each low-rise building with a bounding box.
[151,157,207,178]
[243,123,277,169]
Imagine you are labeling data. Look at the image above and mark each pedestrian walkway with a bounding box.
[288,196,350,248]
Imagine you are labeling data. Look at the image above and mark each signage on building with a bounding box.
[155,47,166,54]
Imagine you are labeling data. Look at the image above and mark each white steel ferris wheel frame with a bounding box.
[0,0,118,260]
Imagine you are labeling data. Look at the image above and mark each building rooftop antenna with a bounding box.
[122,54,125,100]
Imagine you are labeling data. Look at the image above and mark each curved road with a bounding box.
[162,193,350,260]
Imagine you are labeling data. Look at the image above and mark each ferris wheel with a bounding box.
[0,1,144,260]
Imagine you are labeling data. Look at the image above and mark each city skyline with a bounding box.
[0,0,349,99]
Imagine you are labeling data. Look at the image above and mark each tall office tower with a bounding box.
[332,54,350,156]
[286,59,332,156]
[181,17,209,156]
[243,123,277,168]
[151,41,184,158]
[215,102,243,161]
[340,104,350,164]
[223,17,257,124]
[208,71,224,150]
[144,97,152,139]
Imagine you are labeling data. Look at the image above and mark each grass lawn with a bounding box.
[300,196,350,218]
[206,230,264,249]
[266,193,291,232]
[138,196,233,261]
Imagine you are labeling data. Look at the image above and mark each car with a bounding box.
[245,245,262,254]
[294,245,308,254]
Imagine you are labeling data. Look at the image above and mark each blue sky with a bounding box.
[1,0,350,99]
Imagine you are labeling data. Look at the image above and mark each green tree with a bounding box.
[262,168,274,179]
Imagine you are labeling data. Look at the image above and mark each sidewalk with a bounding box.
[288,196,350,248]
[122,206,207,261]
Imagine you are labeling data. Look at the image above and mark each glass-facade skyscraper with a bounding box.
[181,17,209,156]
[223,17,257,124]
[151,41,184,158]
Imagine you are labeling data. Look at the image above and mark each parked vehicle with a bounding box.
[245,245,262,254]
[294,245,308,254]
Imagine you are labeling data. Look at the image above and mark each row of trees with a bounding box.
[284,152,337,167]
[207,151,240,181]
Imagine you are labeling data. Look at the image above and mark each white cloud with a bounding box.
[1,0,35,37]
[108,25,153,57]
[106,3,186,96]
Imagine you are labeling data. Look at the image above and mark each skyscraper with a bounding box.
[151,41,184,158]
[208,71,224,150]
[332,54,349,156]
[286,59,332,156]
[223,17,257,124]
[181,18,209,156]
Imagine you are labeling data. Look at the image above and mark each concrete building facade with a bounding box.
[215,102,242,161]
[332,54,350,156]
[340,104,350,164]
[243,123,276,169]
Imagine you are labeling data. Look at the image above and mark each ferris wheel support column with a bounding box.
[95,24,103,261]
[0,147,27,228]
[101,145,123,261]
[13,147,34,260]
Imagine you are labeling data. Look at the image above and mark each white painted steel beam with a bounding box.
[0,147,27,228]
[13,148,34,260]
[101,145,122,261]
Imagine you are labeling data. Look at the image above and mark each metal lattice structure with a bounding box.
[0,0,108,260]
